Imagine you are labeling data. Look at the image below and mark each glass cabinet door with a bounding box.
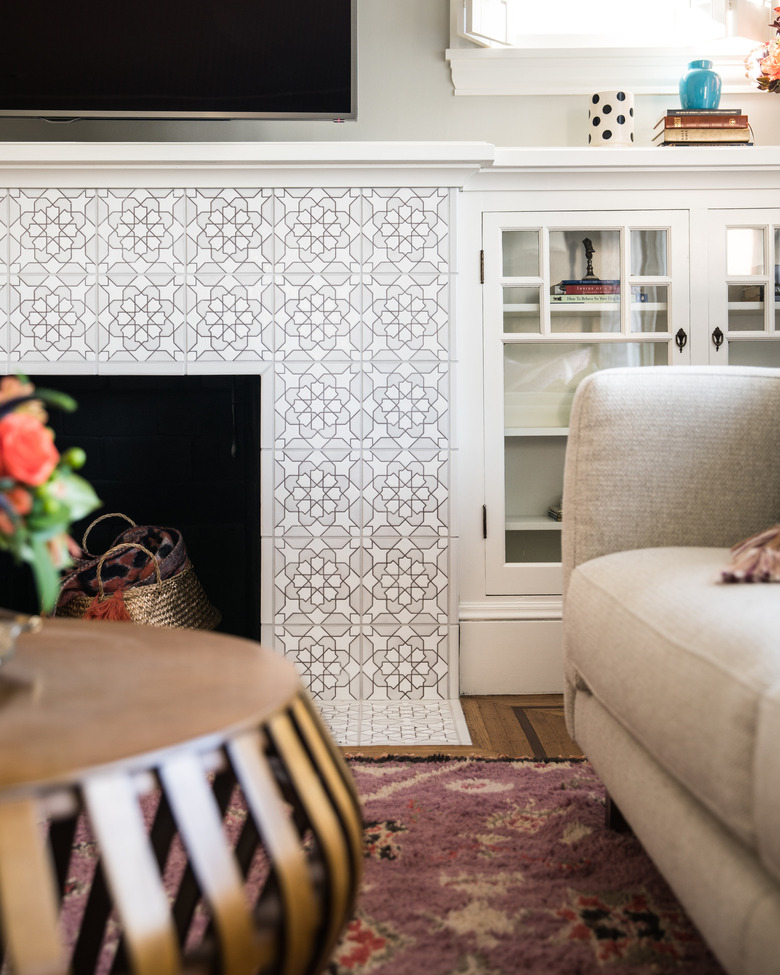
[708,210,780,368]
[483,211,690,596]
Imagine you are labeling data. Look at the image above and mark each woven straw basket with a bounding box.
[56,541,221,631]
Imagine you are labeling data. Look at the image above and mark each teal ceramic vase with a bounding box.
[679,60,722,110]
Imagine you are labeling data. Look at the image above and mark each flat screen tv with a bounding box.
[0,0,356,121]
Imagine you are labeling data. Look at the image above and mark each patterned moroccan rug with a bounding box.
[330,757,726,975]
[59,757,726,974]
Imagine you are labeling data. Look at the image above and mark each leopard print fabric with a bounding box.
[55,525,188,614]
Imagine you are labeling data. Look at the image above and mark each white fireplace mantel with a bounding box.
[0,141,497,188]
[1,141,779,189]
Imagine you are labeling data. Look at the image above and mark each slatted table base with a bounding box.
[0,694,363,975]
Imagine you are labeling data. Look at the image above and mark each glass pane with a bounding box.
[549,229,620,287]
[728,283,764,332]
[729,341,780,368]
[550,297,621,334]
[630,229,667,276]
[505,436,565,518]
[506,530,561,565]
[727,228,764,275]
[503,341,668,429]
[502,231,539,277]
[503,286,540,334]
[505,433,565,564]
[502,340,669,565]
[631,285,668,333]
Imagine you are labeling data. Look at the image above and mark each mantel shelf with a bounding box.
[1,143,779,191]
[0,141,497,188]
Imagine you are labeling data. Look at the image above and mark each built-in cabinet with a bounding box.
[708,209,780,368]
[457,150,780,694]
[482,210,689,596]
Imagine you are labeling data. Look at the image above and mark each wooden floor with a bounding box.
[346,695,584,759]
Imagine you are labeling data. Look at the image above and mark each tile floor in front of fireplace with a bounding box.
[315,699,472,747]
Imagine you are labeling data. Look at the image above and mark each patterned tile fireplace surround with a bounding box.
[0,143,492,746]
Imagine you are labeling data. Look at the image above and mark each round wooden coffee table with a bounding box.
[0,617,363,975]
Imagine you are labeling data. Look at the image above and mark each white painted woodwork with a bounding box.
[4,142,780,695]
[458,145,780,692]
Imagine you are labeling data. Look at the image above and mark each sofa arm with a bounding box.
[561,365,780,595]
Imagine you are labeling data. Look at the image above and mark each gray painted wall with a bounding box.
[3,0,780,147]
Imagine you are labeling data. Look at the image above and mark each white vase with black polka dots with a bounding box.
[588,91,635,146]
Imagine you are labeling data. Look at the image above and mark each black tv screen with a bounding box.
[0,0,356,120]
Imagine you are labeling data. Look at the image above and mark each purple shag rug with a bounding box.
[328,757,725,975]
[59,757,725,974]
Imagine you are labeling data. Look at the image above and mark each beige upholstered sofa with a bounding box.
[562,365,780,975]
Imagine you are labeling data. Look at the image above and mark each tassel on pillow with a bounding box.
[83,589,132,621]
[722,524,780,583]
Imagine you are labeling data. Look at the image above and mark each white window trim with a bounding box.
[447,0,772,95]
[446,45,758,96]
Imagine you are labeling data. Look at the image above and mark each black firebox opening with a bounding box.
[0,375,262,641]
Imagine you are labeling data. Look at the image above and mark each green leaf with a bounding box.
[28,534,60,614]
[33,388,78,413]
[57,471,101,521]
[28,471,101,536]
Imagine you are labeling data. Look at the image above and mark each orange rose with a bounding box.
[760,40,780,80]
[0,413,59,486]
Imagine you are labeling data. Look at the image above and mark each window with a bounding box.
[447,0,774,95]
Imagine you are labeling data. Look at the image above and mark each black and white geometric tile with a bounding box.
[10,276,94,363]
[362,449,448,535]
[10,189,97,275]
[98,188,186,275]
[365,276,449,360]
[0,184,466,746]
[188,275,273,362]
[275,188,362,275]
[187,188,273,276]
[317,700,470,747]
[100,274,185,362]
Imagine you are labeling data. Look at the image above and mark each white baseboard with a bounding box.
[459,618,564,695]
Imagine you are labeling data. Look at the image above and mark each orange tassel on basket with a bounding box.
[83,589,132,621]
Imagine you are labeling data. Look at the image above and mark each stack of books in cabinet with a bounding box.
[655,109,752,146]
[550,280,648,303]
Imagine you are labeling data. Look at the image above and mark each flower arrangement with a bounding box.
[0,376,100,613]
[746,7,780,91]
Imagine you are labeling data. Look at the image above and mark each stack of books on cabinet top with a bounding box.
[550,280,648,302]
[654,109,752,146]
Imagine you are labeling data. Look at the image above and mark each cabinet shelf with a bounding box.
[505,427,569,437]
[504,302,667,314]
[506,516,563,531]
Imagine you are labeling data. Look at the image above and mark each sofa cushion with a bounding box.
[565,545,780,864]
